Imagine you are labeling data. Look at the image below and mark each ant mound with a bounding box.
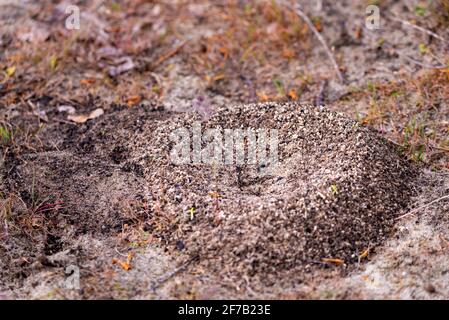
[117,102,416,285]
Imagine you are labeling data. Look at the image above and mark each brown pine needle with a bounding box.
[152,40,187,69]
[322,258,345,265]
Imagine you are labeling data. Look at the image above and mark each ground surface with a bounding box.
[0,0,448,299]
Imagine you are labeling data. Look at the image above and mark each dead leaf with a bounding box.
[288,88,297,100]
[89,108,104,119]
[112,252,134,271]
[80,78,96,86]
[68,108,104,123]
[126,95,141,106]
[359,248,370,259]
[112,258,131,271]
[257,91,269,102]
[218,47,229,60]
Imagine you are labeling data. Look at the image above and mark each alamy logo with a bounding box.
[170,122,279,175]
[65,5,80,30]
[64,265,80,290]
[365,5,380,30]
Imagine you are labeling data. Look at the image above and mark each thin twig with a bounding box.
[390,15,449,44]
[400,53,447,70]
[151,40,187,70]
[53,118,78,125]
[396,194,449,220]
[357,244,371,268]
[114,247,128,257]
[429,144,449,153]
[361,21,448,70]
[151,257,195,291]
[384,136,403,148]
[374,37,447,69]
[289,3,344,83]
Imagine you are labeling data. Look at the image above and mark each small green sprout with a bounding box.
[188,207,195,220]
[0,126,11,144]
[273,78,285,96]
[330,184,338,195]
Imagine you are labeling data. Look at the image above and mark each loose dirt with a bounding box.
[103,102,417,287]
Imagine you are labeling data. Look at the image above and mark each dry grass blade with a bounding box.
[400,54,447,69]
[396,194,449,220]
[286,2,344,83]
[390,15,449,44]
[151,40,188,70]
[151,257,195,291]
